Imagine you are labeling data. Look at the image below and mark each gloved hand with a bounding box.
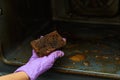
[15,50,64,80]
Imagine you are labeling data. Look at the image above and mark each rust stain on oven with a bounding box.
[69,54,86,62]
[54,34,120,78]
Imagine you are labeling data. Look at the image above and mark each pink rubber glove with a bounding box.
[15,50,64,80]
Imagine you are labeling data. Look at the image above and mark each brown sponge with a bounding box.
[31,31,66,57]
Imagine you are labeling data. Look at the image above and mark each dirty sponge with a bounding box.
[31,31,66,57]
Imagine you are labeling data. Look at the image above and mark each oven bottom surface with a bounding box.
[0,61,111,80]
[1,21,120,79]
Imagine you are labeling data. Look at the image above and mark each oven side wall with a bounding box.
[0,0,52,54]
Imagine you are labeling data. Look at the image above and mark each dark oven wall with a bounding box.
[52,0,120,25]
[0,0,52,54]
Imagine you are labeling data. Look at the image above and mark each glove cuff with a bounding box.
[15,65,36,80]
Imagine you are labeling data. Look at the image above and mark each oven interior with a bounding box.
[0,0,120,79]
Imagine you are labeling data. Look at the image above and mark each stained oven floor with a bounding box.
[1,19,120,79]
[0,60,111,80]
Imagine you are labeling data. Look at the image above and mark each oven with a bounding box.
[0,0,120,80]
